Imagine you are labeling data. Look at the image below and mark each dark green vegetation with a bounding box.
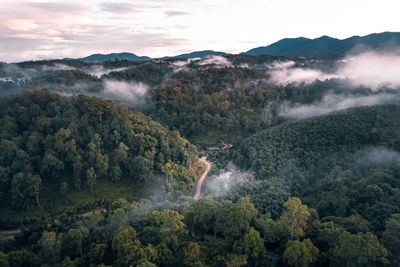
[1,49,400,266]
[0,196,394,267]
[0,90,196,225]
[234,105,400,226]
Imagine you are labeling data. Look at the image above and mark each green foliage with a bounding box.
[151,209,185,232]
[0,90,197,211]
[233,227,266,263]
[184,242,204,267]
[234,105,400,232]
[111,226,141,267]
[283,238,319,267]
[64,227,89,258]
[38,231,62,264]
[381,214,400,266]
[278,197,310,240]
[224,197,258,242]
[330,231,389,267]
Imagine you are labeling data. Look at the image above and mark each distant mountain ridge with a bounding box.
[70,52,151,62]
[68,50,229,62]
[64,32,400,62]
[164,50,230,59]
[244,32,400,57]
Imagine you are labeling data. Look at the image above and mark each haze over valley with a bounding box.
[1,1,400,266]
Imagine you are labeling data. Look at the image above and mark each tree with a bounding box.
[65,227,89,258]
[156,242,175,267]
[88,243,108,266]
[55,257,79,267]
[191,196,216,238]
[255,213,282,244]
[152,209,185,232]
[86,167,96,193]
[38,231,62,264]
[0,251,9,267]
[10,172,41,210]
[224,197,258,241]
[110,165,122,182]
[330,231,389,267]
[278,197,310,240]
[381,214,400,266]
[137,260,157,267]
[283,238,319,267]
[233,227,266,264]
[40,152,64,177]
[184,242,204,267]
[112,226,141,267]
[7,250,37,267]
[225,254,247,267]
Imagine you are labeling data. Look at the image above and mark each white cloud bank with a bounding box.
[279,92,400,119]
[198,56,232,68]
[268,50,400,89]
[102,80,149,106]
[337,51,400,90]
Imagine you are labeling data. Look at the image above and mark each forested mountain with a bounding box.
[166,50,230,59]
[233,104,400,232]
[245,32,400,57]
[0,90,197,214]
[70,53,151,62]
[1,47,400,266]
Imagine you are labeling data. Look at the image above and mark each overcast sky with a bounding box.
[1,0,400,62]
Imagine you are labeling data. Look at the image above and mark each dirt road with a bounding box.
[194,156,211,200]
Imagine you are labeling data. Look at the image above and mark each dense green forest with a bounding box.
[0,90,197,223]
[1,54,400,266]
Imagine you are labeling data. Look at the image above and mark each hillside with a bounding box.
[245,31,400,57]
[0,90,197,218]
[232,105,400,230]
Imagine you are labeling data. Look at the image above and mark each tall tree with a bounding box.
[233,227,266,264]
[278,197,310,240]
[283,238,319,267]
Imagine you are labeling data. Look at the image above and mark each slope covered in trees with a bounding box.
[0,90,197,215]
[232,105,400,233]
[1,195,396,266]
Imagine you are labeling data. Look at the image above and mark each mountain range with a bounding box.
[68,32,400,62]
[244,31,400,57]
[70,52,151,62]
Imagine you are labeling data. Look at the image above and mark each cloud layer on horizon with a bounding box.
[2,0,400,62]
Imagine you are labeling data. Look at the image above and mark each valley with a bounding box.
[1,34,400,266]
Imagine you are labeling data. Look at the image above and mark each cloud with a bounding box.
[170,58,200,72]
[268,60,338,85]
[99,2,143,13]
[102,79,150,106]
[83,65,130,78]
[337,50,400,90]
[355,147,400,168]
[204,164,253,198]
[198,55,232,67]
[26,1,92,13]
[0,1,189,62]
[165,11,191,17]
[279,92,400,119]
[41,64,76,72]
[269,50,400,89]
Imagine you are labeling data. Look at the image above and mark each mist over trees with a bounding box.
[1,51,400,266]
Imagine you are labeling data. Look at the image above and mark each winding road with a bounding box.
[194,156,212,200]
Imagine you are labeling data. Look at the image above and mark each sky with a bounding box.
[1,0,400,62]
